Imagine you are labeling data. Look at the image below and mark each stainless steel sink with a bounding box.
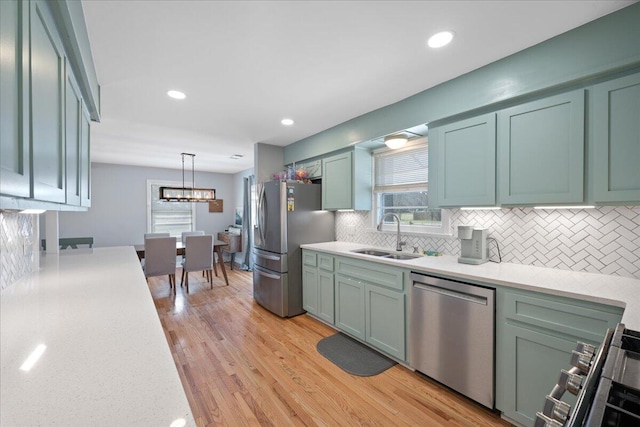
[350,249,389,257]
[382,253,422,260]
[350,249,422,260]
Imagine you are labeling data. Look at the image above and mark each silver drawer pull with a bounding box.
[255,252,280,261]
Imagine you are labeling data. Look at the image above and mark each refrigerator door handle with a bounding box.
[255,184,266,247]
[259,184,267,245]
[255,252,280,261]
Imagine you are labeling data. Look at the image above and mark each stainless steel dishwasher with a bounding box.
[410,272,495,409]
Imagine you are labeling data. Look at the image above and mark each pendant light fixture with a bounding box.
[384,134,408,149]
[159,153,216,202]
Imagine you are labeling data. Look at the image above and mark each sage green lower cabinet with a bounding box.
[365,284,405,360]
[495,288,623,426]
[302,250,408,362]
[335,274,366,340]
[302,251,335,324]
[592,72,640,204]
[498,90,585,205]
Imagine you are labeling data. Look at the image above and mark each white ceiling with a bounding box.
[82,0,635,174]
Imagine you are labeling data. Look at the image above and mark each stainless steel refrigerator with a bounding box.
[253,181,335,317]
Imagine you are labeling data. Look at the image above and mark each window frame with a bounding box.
[372,140,451,237]
[146,179,196,236]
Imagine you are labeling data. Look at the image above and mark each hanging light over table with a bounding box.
[159,153,216,202]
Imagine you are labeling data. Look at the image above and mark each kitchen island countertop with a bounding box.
[0,247,194,427]
[301,241,640,330]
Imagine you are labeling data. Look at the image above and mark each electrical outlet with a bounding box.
[347,225,356,236]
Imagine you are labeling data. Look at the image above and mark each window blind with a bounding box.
[374,144,428,192]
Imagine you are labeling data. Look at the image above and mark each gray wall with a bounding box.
[56,162,235,247]
[254,143,283,184]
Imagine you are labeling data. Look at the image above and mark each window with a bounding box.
[147,180,196,237]
[373,139,449,235]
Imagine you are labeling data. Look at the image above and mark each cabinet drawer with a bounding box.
[335,256,404,291]
[303,251,317,267]
[499,290,622,343]
[318,254,334,272]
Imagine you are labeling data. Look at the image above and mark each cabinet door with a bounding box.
[498,90,585,205]
[0,0,30,198]
[436,113,496,207]
[365,284,405,360]
[65,63,82,205]
[317,271,334,324]
[302,265,319,315]
[335,275,365,340]
[322,152,353,210]
[496,323,579,426]
[592,72,640,203]
[80,104,91,207]
[31,0,66,203]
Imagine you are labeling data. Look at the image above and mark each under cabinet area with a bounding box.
[301,250,408,362]
[495,288,623,426]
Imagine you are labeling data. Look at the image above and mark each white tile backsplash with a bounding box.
[336,206,640,279]
[1,212,38,290]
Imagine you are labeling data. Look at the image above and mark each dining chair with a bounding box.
[181,234,213,293]
[181,230,204,243]
[144,232,170,239]
[144,236,177,294]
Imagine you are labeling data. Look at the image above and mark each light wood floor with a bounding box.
[148,266,512,427]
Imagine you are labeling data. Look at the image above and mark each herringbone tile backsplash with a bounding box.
[1,212,37,290]
[336,206,640,279]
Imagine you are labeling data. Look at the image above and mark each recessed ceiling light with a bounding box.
[281,118,294,126]
[230,154,243,160]
[427,31,454,48]
[167,90,186,100]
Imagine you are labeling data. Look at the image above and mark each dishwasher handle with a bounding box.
[413,282,488,305]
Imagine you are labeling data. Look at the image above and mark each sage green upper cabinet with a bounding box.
[322,148,372,210]
[0,0,30,198]
[65,63,82,206]
[592,72,640,204]
[498,90,585,205]
[31,0,66,203]
[80,104,91,207]
[436,113,496,207]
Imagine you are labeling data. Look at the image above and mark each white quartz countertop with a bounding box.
[301,241,640,330]
[0,247,194,427]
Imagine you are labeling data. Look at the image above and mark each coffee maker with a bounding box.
[457,225,489,265]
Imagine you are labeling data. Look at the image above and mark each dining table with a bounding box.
[134,239,229,286]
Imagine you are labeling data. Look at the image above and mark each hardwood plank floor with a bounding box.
[148,267,512,427]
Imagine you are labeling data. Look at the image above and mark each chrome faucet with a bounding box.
[376,213,406,251]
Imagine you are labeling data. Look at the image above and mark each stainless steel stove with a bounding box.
[535,323,640,427]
